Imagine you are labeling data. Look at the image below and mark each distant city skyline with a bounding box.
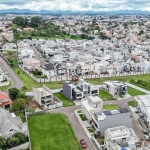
[0,0,150,12]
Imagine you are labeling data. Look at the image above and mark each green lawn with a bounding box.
[98,90,113,101]
[12,68,63,91]
[128,101,137,107]
[15,111,26,123]
[77,110,82,113]
[33,35,83,40]
[8,56,18,64]
[103,104,120,110]
[87,127,94,133]
[0,80,12,91]
[86,74,150,85]
[128,87,146,96]
[79,114,87,121]
[28,113,82,150]
[54,92,75,107]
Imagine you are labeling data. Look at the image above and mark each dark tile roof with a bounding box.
[42,63,54,71]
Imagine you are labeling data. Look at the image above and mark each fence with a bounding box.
[8,142,30,150]
[25,109,47,116]
[19,65,150,83]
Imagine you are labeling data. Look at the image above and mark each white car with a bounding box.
[144,135,150,141]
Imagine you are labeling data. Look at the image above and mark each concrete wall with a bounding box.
[63,82,72,100]
[8,142,30,150]
[98,113,132,136]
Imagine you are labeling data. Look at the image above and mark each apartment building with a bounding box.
[92,108,132,136]
[33,85,53,109]
[102,81,128,97]
[81,96,103,120]
[104,126,145,150]
[62,79,99,100]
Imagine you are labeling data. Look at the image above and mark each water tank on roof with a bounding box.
[121,148,127,150]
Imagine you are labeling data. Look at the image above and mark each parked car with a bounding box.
[144,135,150,141]
[80,139,87,149]
[100,71,109,74]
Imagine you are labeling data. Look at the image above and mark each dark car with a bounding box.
[100,71,109,74]
[80,139,87,149]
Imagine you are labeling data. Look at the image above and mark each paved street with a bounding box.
[31,46,45,66]
[49,106,95,150]
[0,56,23,89]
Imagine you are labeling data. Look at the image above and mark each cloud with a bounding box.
[0,0,150,11]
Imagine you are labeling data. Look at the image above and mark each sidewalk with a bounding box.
[126,82,150,94]
[74,109,92,138]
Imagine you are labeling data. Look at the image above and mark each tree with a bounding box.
[8,88,19,100]
[7,137,20,148]
[12,16,25,27]
[13,133,27,144]
[9,98,26,112]
[0,136,5,149]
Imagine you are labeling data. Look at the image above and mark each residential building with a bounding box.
[23,58,41,70]
[136,95,150,126]
[0,108,28,139]
[0,92,13,109]
[81,96,103,120]
[92,108,132,136]
[104,126,146,150]
[102,81,128,97]
[33,85,53,109]
[2,43,17,51]
[41,63,55,77]
[62,79,99,100]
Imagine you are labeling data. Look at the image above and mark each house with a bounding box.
[0,92,13,109]
[136,95,150,127]
[81,96,103,120]
[2,43,17,51]
[92,108,132,136]
[23,27,34,31]
[102,81,128,97]
[62,79,99,100]
[23,58,41,70]
[0,108,28,139]
[104,126,144,150]
[0,67,7,82]
[41,63,55,77]
[33,85,53,109]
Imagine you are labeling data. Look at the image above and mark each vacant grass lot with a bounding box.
[128,101,137,107]
[98,90,113,101]
[86,74,150,85]
[53,92,75,107]
[128,87,146,96]
[28,113,82,150]
[13,68,63,91]
[103,104,120,110]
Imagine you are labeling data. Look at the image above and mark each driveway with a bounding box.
[49,106,95,150]
[104,97,150,148]
[31,46,45,66]
[0,56,23,89]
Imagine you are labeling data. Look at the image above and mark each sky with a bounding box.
[0,0,150,11]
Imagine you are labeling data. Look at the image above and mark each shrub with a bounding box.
[0,136,6,149]
[9,98,26,112]
[8,88,19,100]
[6,137,20,148]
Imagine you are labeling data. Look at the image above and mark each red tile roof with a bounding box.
[0,92,13,107]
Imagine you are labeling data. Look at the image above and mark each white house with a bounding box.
[41,63,55,77]
[81,96,103,120]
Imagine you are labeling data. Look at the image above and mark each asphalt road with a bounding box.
[49,106,95,150]
[31,46,45,66]
[104,97,150,148]
[0,56,23,89]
